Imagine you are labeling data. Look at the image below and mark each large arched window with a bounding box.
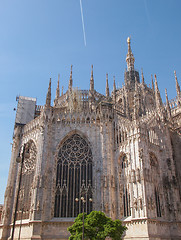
[54,133,93,218]
[17,140,37,220]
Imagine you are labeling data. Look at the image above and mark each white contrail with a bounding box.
[80,0,86,46]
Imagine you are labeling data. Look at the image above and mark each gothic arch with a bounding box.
[54,131,93,218]
[16,139,37,220]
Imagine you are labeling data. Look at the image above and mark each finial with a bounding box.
[154,74,158,85]
[126,36,135,71]
[174,70,181,98]
[151,74,154,91]
[61,86,64,96]
[113,76,116,92]
[154,74,162,109]
[141,68,144,84]
[174,70,177,80]
[46,78,51,107]
[90,64,94,92]
[112,76,116,103]
[165,88,168,99]
[106,73,109,97]
[69,65,73,91]
[55,74,60,99]
[165,88,171,118]
[165,88,169,104]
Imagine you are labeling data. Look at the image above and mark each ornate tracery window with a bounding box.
[16,140,37,220]
[54,133,93,218]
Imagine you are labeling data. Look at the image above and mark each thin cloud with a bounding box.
[80,0,86,46]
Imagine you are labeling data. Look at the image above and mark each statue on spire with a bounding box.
[126,37,135,71]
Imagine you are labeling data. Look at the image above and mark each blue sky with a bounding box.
[0,0,181,203]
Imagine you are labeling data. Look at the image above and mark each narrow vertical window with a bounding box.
[16,140,37,220]
[155,188,161,217]
[123,187,130,217]
[54,134,93,218]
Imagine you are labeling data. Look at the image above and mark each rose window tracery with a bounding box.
[54,134,93,218]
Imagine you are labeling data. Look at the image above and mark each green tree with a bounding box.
[68,211,127,240]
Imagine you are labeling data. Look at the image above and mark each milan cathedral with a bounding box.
[0,38,181,239]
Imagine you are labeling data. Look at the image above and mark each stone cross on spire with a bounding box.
[126,37,135,71]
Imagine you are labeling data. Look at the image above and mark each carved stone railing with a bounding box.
[168,97,178,109]
[22,116,41,135]
[35,105,44,112]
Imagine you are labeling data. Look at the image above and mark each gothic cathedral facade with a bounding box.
[1,38,181,239]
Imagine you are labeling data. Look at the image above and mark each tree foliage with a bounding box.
[68,211,127,240]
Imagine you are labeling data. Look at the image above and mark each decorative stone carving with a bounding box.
[138,148,143,162]
[128,172,132,183]
[111,175,115,188]
[131,170,136,183]
[147,197,151,210]
[4,186,12,198]
[139,197,143,210]
[1,210,5,222]
[102,176,108,188]
[112,202,115,213]
[104,202,109,213]
[134,198,138,210]
[23,141,37,174]
[150,196,155,210]
[136,168,141,182]
[36,200,41,212]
